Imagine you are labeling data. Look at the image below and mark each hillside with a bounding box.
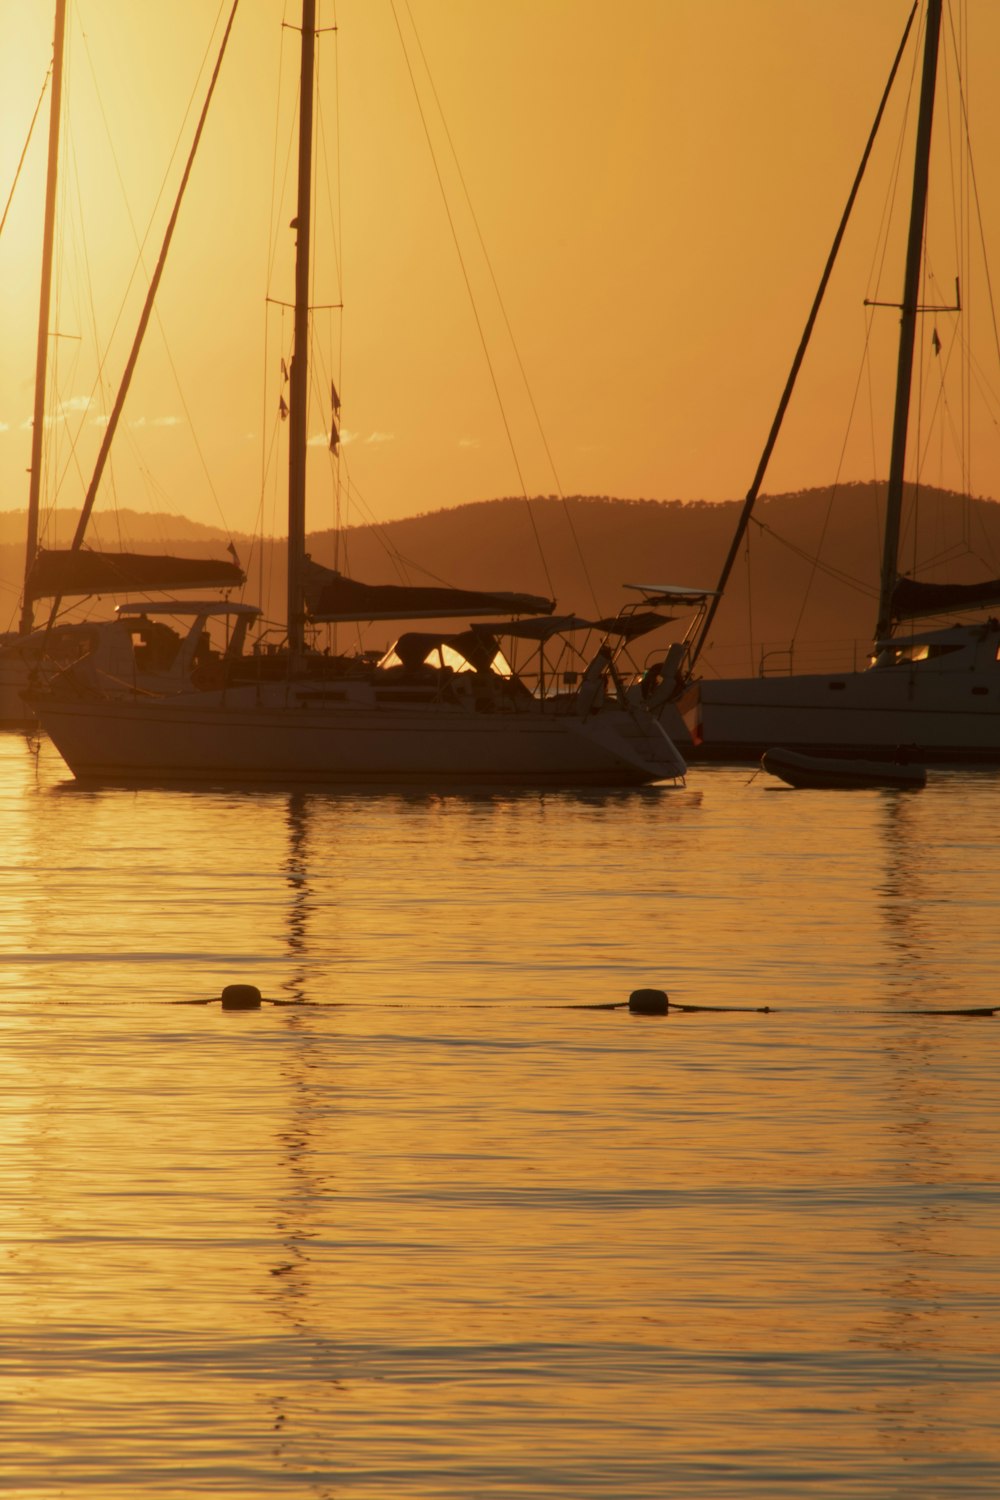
[4,486,1000,676]
[0,509,237,547]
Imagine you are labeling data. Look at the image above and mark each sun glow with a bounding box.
[3,1,1000,547]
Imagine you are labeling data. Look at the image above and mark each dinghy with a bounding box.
[761,746,926,790]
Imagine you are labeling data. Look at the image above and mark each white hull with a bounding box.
[682,625,1000,762]
[36,688,686,786]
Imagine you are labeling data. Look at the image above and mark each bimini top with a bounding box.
[469,611,675,643]
[470,614,596,641]
[623,582,720,608]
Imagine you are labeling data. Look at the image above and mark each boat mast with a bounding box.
[20,0,67,638]
[874,0,942,643]
[287,0,317,658]
[684,3,918,681]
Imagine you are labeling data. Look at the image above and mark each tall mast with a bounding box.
[21,0,67,637]
[287,0,316,658]
[684,3,918,679]
[874,0,943,643]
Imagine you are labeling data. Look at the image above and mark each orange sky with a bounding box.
[2,1,1000,548]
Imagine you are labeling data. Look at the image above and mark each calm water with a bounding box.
[1,733,998,1498]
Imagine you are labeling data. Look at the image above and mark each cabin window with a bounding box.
[887,644,930,664]
[880,642,964,667]
[827,681,846,691]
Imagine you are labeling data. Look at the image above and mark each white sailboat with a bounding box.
[679,0,1000,764]
[1,1,245,725]
[32,1,686,787]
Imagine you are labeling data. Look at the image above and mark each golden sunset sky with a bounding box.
[2,1,999,546]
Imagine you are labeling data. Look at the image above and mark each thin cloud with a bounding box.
[16,414,65,430]
[365,431,394,445]
[458,436,479,449]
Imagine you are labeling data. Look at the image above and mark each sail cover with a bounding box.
[891,574,1000,621]
[304,561,554,622]
[25,548,245,601]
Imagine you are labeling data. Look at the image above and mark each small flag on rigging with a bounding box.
[932,327,942,355]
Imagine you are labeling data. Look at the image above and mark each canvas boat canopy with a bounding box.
[379,629,511,675]
[890,573,1000,622]
[470,615,595,641]
[303,560,554,622]
[595,610,676,640]
[25,548,244,601]
[623,582,719,608]
[468,610,674,643]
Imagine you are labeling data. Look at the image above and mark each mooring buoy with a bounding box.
[628,987,670,1015]
[220,984,263,1011]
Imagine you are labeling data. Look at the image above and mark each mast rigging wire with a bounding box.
[44,1,243,632]
[44,3,240,558]
[396,0,601,616]
[686,2,919,677]
[0,67,51,241]
[388,0,555,601]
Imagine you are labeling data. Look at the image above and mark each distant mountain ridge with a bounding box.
[0,508,243,547]
[3,486,999,676]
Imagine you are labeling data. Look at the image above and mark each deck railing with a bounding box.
[701,639,871,680]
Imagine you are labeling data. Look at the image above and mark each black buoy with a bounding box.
[628,987,670,1015]
[220,984,263,1011]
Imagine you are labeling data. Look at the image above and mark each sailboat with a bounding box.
[31,0,686,787]
[0,0,246,726]
[678,0,1000,765]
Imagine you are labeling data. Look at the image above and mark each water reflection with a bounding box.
[265,1026,339,1496]
[283,791,312,1002]
[844,786,998,1474]
[2,744,999,1495]
[872,790,948,998]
